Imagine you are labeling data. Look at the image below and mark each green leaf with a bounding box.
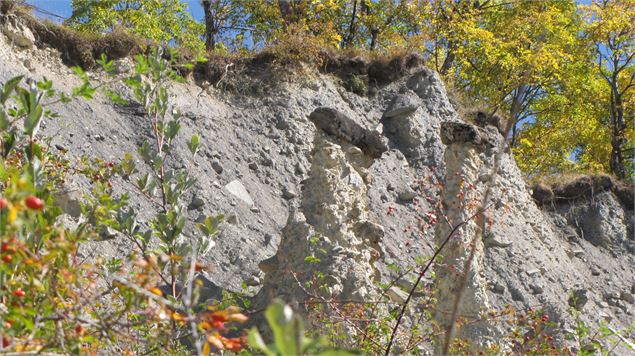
[72,81,96,99]
[197,214,223,237]
[36,78,53,91]
[265,301,300,355]
[136,173,150,191]
[165,119,181,141]
[250,300,359,355]
[188,134,200,155]
[120,152,137,177]
[1,75,23,103]
[247,328,277,356]
[24,103,43,139]
[106,90,128,105]
[2,131,17,158]
[70,66,85,77]
[0,110,9,131]
[304,255,321,264]
[97,54,116,74]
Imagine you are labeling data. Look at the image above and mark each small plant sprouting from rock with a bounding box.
[93,48,246,353]
[344,74,367,96]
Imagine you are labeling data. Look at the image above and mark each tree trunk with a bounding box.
[201,0,216,50]
[439,42,455,75]
[369,30,379,50]
[508,85,528,148]
[343,0,359,48]
[609,81,626,179]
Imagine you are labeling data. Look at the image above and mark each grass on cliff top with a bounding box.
[4,5,425,93]
[531,172,634,207]
[6,8,144,69]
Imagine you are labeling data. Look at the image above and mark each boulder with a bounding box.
[309,107,388,158]
[531,183,554,205]
[383,94,419,119]
[224,180,254,206]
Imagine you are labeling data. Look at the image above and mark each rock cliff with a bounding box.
[0,22,633,353]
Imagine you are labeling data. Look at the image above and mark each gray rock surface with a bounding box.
[224,180,254,207]
[1,16,34,48]
[1,29,634,352]
[309,107,388,158]
[383,93,419,118]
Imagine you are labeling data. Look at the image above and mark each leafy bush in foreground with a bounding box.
[0,50,245,354]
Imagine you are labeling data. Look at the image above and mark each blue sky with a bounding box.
[26,1,207,22]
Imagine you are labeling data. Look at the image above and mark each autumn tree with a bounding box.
[513,0,634,178]
[239,0,426,50]
[67,0,205,50]
[582,0,635,179]
[419,0,488,75]
[513,57,608,176]
[355,0,411,50]
[448,0,585,148]
[200,0,249,50]
[242,0,347,47]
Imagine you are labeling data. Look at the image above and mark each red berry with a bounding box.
[25,196,44,210]
[94,174,102,181]
[0,198,8,210]
[2,335,9,348]
[107,162,115,168]
[75,324,84,335]
[13,288,25,298]
[541,314,549,322]
[1,238,16,253]
[2,255,12,263]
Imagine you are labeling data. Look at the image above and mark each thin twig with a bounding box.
[384,204,492,355]
[290,271,386,351]
[185,250,203,356]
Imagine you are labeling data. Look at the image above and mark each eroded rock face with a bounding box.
[1,29,634,353]
[1,16,34,48]
[383,93,419,119]
[256,129,383,309]
[406,69,455,120]
[557,192,631,250]
[433,122,499,352]
[380,69,457,170]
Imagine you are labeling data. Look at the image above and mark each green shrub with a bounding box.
[0,50,246,354]
[344,75,367,95]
